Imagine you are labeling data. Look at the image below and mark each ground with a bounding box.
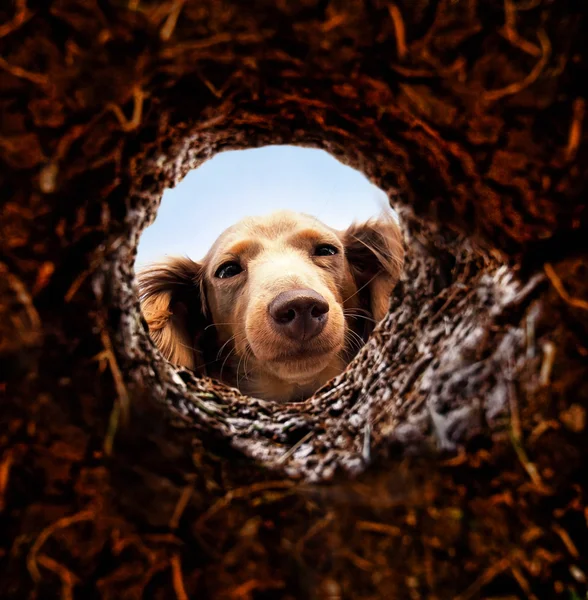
[1,1,588,598]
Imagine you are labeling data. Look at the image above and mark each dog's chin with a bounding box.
[269,350,338,382]
[248,333,344,384]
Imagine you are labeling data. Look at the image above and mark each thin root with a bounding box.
[566,97,585,161]
[160,0,185,41]
[170,554,190,600]
[388,4,407,59]
[483,28,550,102]
[356,520,402,537]
[0,0,33,39]
[0,449,14,512]
[545,263,588,311]
[169,481,195,529]
[510,565,538,600]
[196,481,295,529]
[28,509,96,582]
[455,557,511,600]
[107,88,146,132]
[0,55,49,88]
[37,554,79,600]
[98,317,130,455]
[552,524,580,558]
[509,432,549,493]
[500,0,541,57]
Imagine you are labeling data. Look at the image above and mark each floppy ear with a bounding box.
[137,257,209,371]
[343,214,404,323]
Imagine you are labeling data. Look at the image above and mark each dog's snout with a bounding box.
[269,288,329,341]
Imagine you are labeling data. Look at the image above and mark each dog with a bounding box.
[138,210,404,402]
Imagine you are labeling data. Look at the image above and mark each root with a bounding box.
[545,263,588,311]
[27,509,96,582]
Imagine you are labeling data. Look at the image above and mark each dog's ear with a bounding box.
[342,214,404,323]
[137,257,209,371]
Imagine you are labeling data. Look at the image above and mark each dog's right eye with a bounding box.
[215,262,243,279]
[314,244,338,257]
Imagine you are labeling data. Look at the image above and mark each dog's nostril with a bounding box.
[311,303,328,318]
[285,309,296,322]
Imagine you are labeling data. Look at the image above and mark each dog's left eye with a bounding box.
[314,244,338,257]
[215,262,243,279]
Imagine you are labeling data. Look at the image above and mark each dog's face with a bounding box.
[138,210,404,402]
[205,212,352,392]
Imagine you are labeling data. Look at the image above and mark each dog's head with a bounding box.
[138,210,403,401]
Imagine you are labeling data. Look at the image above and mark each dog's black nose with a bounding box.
[269,289,329,341]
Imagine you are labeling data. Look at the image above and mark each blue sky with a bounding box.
[136,145,392,266]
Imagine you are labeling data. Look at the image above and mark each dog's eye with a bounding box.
[215,262,243,279]
[314,244,338,257]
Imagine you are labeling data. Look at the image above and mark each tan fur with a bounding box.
[137,210,404,402]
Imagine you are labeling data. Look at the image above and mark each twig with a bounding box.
[525,308,536,359]
[507,378,522,441]
[544,263,588,311]
[539,341,556,387]
[28,509,95,581]
[362,421,371,463]
[277,431,314,464]
[505,357,522,441]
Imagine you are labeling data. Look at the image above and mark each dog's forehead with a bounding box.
[211,211,334,251]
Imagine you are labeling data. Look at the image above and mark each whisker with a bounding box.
[344,329,365,354]
[237,345,253,388]
[176,341,201,353]
[349,232,404,269]
[216,334,237,361]
[219,346,238,381]
[342,271,381,304]
[243,346,254,379]
[344,311,377,324]
[204,321,239,331]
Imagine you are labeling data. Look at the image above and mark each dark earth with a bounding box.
[1,0,588,598]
